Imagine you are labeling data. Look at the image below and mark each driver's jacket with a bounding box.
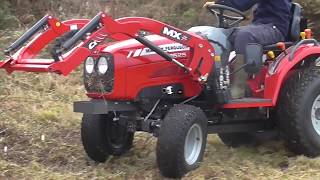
[216,0,292,37]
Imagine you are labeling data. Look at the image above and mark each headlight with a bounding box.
[97,56,109,75]
[85,57,95,74]
[84,54,114,93]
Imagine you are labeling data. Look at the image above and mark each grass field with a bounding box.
[1,30,320,180]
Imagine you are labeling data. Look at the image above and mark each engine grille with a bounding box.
[84,55,115,94]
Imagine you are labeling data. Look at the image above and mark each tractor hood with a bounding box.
[100,35,191,65]
[84,34,196,100]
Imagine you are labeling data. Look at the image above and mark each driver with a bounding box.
[204,0,292,99]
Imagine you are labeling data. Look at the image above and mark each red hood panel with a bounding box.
[100,35,191,66]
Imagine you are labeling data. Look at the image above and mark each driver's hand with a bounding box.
[203,1,215,8]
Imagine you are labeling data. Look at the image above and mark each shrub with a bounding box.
[0,1,17,30]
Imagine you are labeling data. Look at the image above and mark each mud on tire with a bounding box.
[277,66,320,156]
[156,104,208,178]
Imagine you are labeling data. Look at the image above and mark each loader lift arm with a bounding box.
[0,12,215,82]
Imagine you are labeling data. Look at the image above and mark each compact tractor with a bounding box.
[1,3,320,178]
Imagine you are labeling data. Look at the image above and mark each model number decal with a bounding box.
[127,43,190,58]
[162,27,191,41]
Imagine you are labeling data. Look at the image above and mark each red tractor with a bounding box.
[1,3,320,178]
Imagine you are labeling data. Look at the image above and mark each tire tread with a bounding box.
[278,66,320,156]
[156,104,207,178]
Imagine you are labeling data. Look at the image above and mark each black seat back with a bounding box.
[288,3,302,41]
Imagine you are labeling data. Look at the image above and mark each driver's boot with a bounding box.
[230,55,247,99]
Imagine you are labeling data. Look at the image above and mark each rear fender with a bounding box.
[264,45,320,105]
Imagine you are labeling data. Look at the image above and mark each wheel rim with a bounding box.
[184,124,203,165]
[311,95,320,136]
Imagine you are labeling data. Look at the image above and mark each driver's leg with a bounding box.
[229,24,284,99]
[232,24,284,53]
[230,54,247,99]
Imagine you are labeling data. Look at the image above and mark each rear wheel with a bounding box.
[278,66,320,156]
[81,113,134,162]
[156,105,208,178]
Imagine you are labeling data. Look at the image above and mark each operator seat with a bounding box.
[264,3,303,51]
[287,3,302,42]
[246,3,304,74]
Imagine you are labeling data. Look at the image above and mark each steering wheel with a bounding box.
[206,4,247,28]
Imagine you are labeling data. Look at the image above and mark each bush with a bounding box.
[2,0,320,38]
[0,1,17,30]
[295,0,320,39]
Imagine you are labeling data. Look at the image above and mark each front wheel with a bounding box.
[81,113,134,162]
[156,105,208,178]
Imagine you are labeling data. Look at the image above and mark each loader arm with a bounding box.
[0,15,90,73]
[0,12,215,82]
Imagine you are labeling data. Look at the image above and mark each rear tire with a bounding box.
[277,66,320,156]
[156,105,208,178]
[81,114,134,162]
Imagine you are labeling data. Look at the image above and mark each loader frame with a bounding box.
[0,13,215,83]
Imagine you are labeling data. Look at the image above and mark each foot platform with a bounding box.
[223,98,273,109]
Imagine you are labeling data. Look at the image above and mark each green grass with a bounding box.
[1,29,320,180]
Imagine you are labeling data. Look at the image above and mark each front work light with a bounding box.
[85,57,95,74]
[97,56,109,75]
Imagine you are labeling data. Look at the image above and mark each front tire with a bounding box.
[156,105,208,178]
[81,113,134,162]
[278,66,320,156]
